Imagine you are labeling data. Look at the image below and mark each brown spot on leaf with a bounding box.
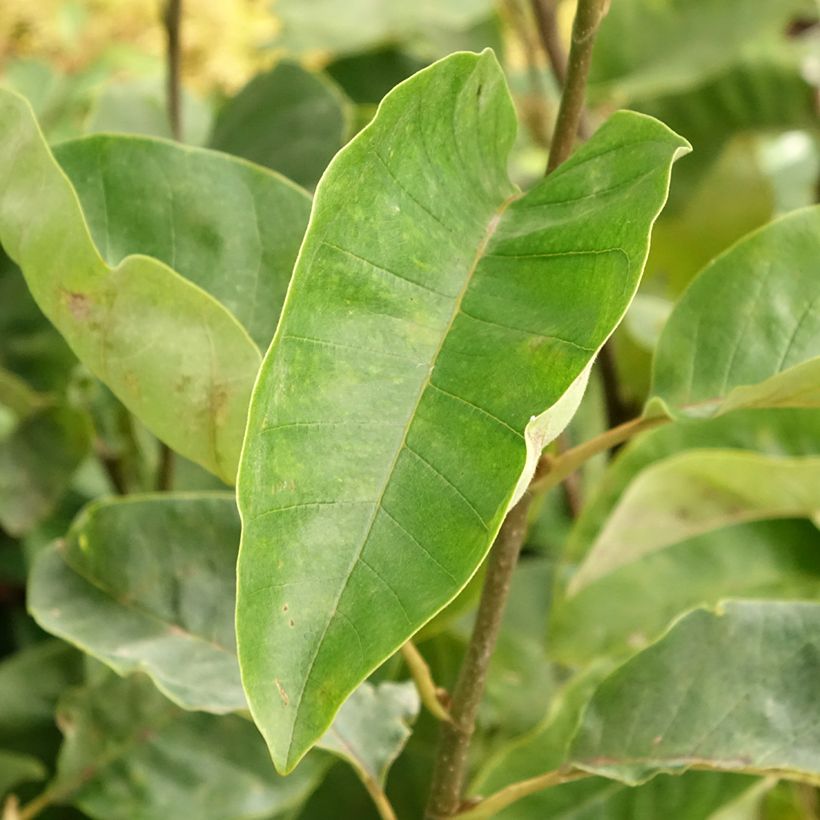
[62,290,92,321]
[289,619,295,628]
[275,678,289,706]
[282,604,288,612]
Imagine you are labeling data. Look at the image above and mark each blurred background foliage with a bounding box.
[0,1,818,818]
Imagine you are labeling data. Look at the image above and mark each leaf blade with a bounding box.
[237,51,689,771]
[0,89,263,482]
[570,600,820,785]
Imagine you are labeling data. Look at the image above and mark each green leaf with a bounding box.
[473,771,760,820]
[271,0,495,57]
[237,50,688,772]
[28,493,245,713]
[566,408,820,563]
[53,134,310,350]
[570,601,820,785]
[210,61,351,190]
[0,749,45,798]
[317,681,419,786]
[0,404,91,536]
[0,366,43,420]
[46,673,329,820]
[552,519,820,665]
[0,89,273,482]
[649,207,820,419]
[589,0,812,102]
[570,450,820,593]
[326,46,428,105]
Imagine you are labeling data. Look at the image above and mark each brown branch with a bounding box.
[425,494,534,818]
[545,0,608,173]
[163,0,183,141]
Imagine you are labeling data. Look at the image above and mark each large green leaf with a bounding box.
[571,601,820,785]
[0,404,91,536]
[237,50,688,772]
[53,135,311,350]
[0,89,273,482]
[28,494,244,713]
[317,681,419,786]
[210,61,351,190]
[649,207,820,419]
[43,673,329,820]
[552,520,820,666]
[570,450,820,592]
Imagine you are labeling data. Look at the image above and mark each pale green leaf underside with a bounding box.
[565,408,820,563]
[553,519,820,666]
[51,673,329,820]
[650,207,820,419]
[571,601,820,785]
[237,50,688,771]
[570,450,820,593]
[54,134,311,349]
[589,0,811,102]
[28,494,245,713]
[317,681,419,786]
[0,89,263,482]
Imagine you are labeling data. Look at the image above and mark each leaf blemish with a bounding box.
[61,289,92,321]
[275,678,289,706]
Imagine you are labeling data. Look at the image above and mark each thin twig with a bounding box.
[163,0,183,141]
[531,414,667,496]
[455,767,589,819]
[534,0,630,429]
[502,0,553,147]
[425,3,612,813]
[545,0,608,172]
[596,342,636,431]
[555,432,582,517]
[96,442,128,495]
[155,441,176,491]
[530,0,591,138]
[401,642,453,723]
[361,776,399,820]
[425,494,534,818]
[156,0,183,491]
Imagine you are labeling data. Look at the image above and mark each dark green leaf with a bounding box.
[0,749,46,798]
[53,134,311,351]
[210,62,351,189]
[0,640,84,761]
[45,673,329,820]
[237,51,688,771]
[0,405,91,536]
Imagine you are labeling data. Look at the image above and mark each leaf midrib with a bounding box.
[285,188,522,763]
